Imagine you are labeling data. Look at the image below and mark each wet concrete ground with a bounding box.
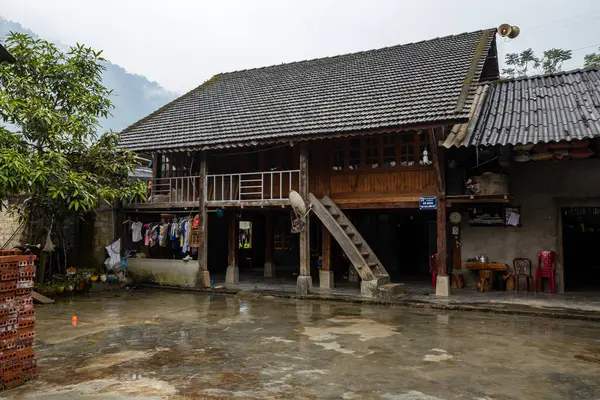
[5,289,600,399]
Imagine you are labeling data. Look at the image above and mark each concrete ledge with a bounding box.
[377,283,404,300]
[360,276,392,298]
[127,258,198,287]
[135,284,600,322]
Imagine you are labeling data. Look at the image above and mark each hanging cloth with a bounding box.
[42,230,55,252]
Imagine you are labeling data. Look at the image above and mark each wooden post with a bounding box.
[319,225,334,288]
[225,211,239,283]
[435,197,450,296]
[264,213,275,277]
[428,128,444,195]
[197,152,211,287]
[321,228,330,271]
[437,197,447,276]
[297,144,312,294]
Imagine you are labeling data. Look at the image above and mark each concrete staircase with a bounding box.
[308,194,403,299]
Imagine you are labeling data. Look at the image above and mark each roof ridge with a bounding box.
[222,28,495,76]
[487,67,600,85]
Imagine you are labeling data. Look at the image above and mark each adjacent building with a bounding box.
[446,68,600,293]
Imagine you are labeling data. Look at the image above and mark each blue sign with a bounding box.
[419,196,437,210]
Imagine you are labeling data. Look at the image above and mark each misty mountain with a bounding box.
[0,17,177,132]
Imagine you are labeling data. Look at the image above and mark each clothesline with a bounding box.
[127,215,200,259]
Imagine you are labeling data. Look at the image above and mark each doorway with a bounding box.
[342,209,436,282]
[562,207,600,291]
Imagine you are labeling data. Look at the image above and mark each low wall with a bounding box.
[0,202,22,249]
[127,258,199,287]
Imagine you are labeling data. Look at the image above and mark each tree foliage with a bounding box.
[502,48,572,78]
[584,47,600,69]
[0,32,146,223]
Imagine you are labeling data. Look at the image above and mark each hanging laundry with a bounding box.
[131,221,143,243]
[144,223,151,246]
[42,230,55,252]
[159,224,168,247]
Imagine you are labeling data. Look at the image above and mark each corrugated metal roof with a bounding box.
[120,29,497,152]
[459,69,600,147]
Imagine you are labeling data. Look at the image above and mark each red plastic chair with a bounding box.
[535,251,556,294]
[430,253,438,288]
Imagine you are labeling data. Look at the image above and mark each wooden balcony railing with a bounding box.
[128,176,201,206]
[206,170,300,203]
[125,170,301,208]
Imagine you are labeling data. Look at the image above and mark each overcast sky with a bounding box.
[1,0,599,94]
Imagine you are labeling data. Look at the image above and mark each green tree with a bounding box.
[584,47,600,68]
[502,48,572,78]
[0,33,146,275]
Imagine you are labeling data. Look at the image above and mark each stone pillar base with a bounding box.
[435,275,451,297]
[197,270,211,288]
[225,266,239,284]
[264,262,275,278]
[319,270,334,289]
[296,275,313,295]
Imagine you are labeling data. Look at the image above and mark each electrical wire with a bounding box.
[526,11,600,31]
[527,14,600,34]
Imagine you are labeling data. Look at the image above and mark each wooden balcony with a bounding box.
[124,170,300,209]
[206,170,300,207]
[125,176,201,209]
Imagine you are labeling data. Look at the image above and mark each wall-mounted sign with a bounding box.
[419,196,437,210]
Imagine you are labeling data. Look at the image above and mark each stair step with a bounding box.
[368,261,379,268]
[339,222,349,228]
[329,209,339,216]
[360,251,370,257]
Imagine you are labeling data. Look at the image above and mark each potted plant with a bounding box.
[55,283,65,294]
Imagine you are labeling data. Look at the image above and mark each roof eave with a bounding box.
[121,118,468,153]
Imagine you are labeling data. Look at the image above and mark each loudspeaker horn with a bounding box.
[508,26,520,39]
[498,23,512,37]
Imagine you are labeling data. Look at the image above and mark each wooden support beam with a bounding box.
[264,212,275,277]
[227,211,238,268]
[428,127,444,196]
[437,196,447,276]
[265,213,273,265]
[299,145,310,277]
[206,200,290,208]
[321,225,330,272]
[197,152,210,287]
[226,210,239,284]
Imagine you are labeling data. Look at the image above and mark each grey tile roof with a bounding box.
[459,69,600,147]
[120,29,497,152]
